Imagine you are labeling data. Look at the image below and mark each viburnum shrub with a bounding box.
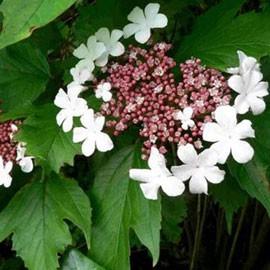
[0,1,270,270]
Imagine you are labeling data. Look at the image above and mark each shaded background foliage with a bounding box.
[0,0,269,269]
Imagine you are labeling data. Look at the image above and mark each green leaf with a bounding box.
[177,0,270,70]
[62,249,105,270]
[161,196,187,243]
[16,104,81,172]
[90,145,161,270]
[0,41,50,113]
[73,0,148,43]
[0,173,91,270]
[228,155,270,216]
[210,174,248,233]
[0,0,76,49]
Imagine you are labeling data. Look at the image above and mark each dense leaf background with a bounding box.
[0,0,269,269]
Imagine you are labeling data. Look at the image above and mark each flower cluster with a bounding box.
[99,45,231,158]
[54,3,168,157]
[0,120,34,187]
[54,3,269,200]
[130,52,268,199]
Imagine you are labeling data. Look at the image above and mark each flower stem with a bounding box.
[190,194,201,270]
[226,206,246,270]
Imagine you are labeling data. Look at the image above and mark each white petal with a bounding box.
[128,6,145,23]
[177,144,197,164]
[234,94,250,114]
[227,67,240,74]
[56,110,67,127]
[103,82,111,91]
[233,120,255,139]
[111,29,123,42]
[149,14,168,28]
[228,75,244,94]
[204,166,225,184]
[95,116,105,131]
[148,147,166,171]
[73,127,88,143]
[215,105,237,130]
[102,91,112,102]
[95,52,109,67]
[203,122,225,142]
[183,107,193,118]
[248,96,266,115]
[129,169,153,183]
[62,116,73,133]
[198,149,218,167]
[5,161,13,174]
[171,164,194,181]
[135,28,151,44]
[110,42,125,57]
[161,176,185,197]
[54,89,69,109]
[144,3,160,18]
[95,132,114,152]
[80,109,95,129]
[253,81,269,97]
[210,141,231,164]
[81,137,96,157]
[73,98,88,116]
[0,156,4,170]
[73,44,89,59]
[123,23,140,38]
[140,182,160,200]
[231,140,254,164]
[189,174,208,194]
[19,157,34,173]
[3,174,12,188]
[76,59,95,73]
[95,27,110,44]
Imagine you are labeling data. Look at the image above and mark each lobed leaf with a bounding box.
[0,173,91,270]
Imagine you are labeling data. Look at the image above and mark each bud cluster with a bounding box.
[0,120,20,164]
[98,43,231,159]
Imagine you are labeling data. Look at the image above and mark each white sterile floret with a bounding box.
[95,82,112,102]
[95,28,125,67]
[54,84,88,133]
[73,36,106,72]
[171,144,225,194]
[70,64,94,85]
[174,107,195,130]
[16,143,34,173]
[228,69,268,115]
[203,105,255,164]
[227,50,269,115]
[123,3,168,44]
[227,50,260,75]
[129,147,185,200]
[73,109,114,157]
[0,156,13,188]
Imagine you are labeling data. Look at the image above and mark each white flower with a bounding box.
[70,64,94,85]
[73,36,106,72]
[129,147,185,200]
[54,84,88,132]
[95,28,125,66]
[203,105,255,164]
[73,109,113,157]
[174,107,195,130]
[0,157,13,188]
[171,144,225,194]
[16,143,34,173]
[227,50,260,75]
[95,82,112,102]
[123,3,168,44]
[228,67,268,115]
